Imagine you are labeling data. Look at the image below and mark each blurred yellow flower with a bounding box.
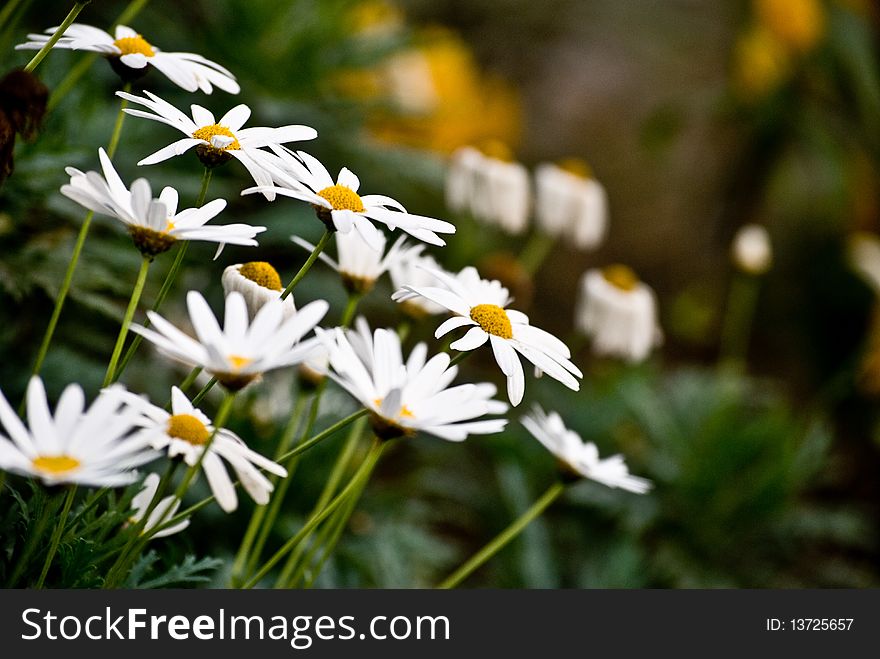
[732,26,791,100]
[754,0,826,53]
[348,0,405,38]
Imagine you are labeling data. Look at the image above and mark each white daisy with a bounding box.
[242,148,456,249]
[292,230,416,295]
[129,473,190,538]
[221,261,296,321]
[16,24,239,94]
[731,224,772,275]
[116,90,317,198]
[521,406,651,493]
[118,387,287,513]
[319,318,508,440]
[387,249,451,318]
[534,160,608,250]
[393,265,582,406]
[576,266,662,363]
[0,377,157,488]
[131,290,329,391]
[61,147,265,258]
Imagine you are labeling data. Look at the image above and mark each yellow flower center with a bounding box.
[478,139,515,162]
[228,355,253,371]
[317,184,365,212]
[239,261,283,291]
[192,124,241,151]
[470,303,513,339]
[602,264,639,292]
[113,35,155,58]
[557,157,593,180]
[32,455,80,475]
[373,398,415,419]
[166,413,210,445]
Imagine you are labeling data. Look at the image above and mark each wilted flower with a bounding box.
[0,69,48,185]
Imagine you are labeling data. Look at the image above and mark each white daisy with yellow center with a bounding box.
[393,266,582,406]
[16,24,239,94]
[0,377,157,488]
[117,387,286,513]
[116,90,317,199]
[62,148,265,258]
[318,318,508,440]
[576,265,662,362]
[243,148,456,249]
[534,159,608,250]
[129,473,190,538]
[222,261,296,321]
[522,406,652,493]
[131,290,329,391]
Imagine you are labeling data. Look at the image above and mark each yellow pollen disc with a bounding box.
[164,220,175,233]
[166,414,211,445]
[470,303,513,339]
[192,124,241,151]
[32,455,81,475]
[373,398,415,419]
[228,355,253,371]
[557,157,593,180]
[113,35,155,57]
[239,261,282,291]
[478,139,515,162]
[317,184,365,212]
[602,264,640,292]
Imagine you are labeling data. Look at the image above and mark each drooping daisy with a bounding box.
[387,249,452,318]
[521,405,651,493]
[0,377,157,488]
[129,473,190,538]
[118,387,287,513]
[534,159,608,250]
[731,224,772,275]
[131,290,329,391]
[116,90,317,197]
[393,265,581,406]
[319,318,508,440]
[242,148,456,249]
[61,147,265,258]
[222,261,296,320]
[292,230,416,295]
[575,265,662,363]
[16,24,239,94]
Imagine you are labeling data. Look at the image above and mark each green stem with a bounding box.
[34,486,77,588]
[191,376,218,407]
[276,408,368,464]
[280,230,332,300]
[242,438,388,589]
[7,491,58,587]
[449,351,470,367]
[718,272,761,374]
[437,481,565,589]
[103,256,150,387]
[518,232,556,276]
[301,484,361,588]
[23,2,90,74]
[177,366,203,394]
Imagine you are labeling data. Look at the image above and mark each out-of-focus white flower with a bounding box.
[576,266,662,363]
[0,377,157,488]
[848,232,880,295]
[522,405,651,493]
[222,261,295,321]
[534,159,608,250]
[319,318,508,440]
[129,473,190,538]
[731,224,772,275]
[16,24,239,94]
[393,265,581,406]
[388,249,451,318]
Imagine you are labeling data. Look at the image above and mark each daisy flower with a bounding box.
[576,265,662,363]
[292,230,415,295]
[61,147,265,258]
[388,249,452,318]
[393,266,582,406]
[131,290,329,390]
[534,159,608,250]
[731,224,772,275]
[129,473,190,538]
[319,318,508,441]
[16,24,239,94]
[116,90,317,197]
[243,148,456,249]
[521,405,651,493]
[118,387,287,513]
[0,377,157,488]
[222,261,296,321]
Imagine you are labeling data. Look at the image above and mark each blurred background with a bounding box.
[1,0,879,587]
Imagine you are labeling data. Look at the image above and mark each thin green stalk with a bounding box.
[191,376,218,407]
[34,486,77,588]
[518,232,555,276]
[243,438,388,589]
[718,272,761,373]
[177,366,203,394]
[103,256,150,386]
[449,351,470,367]
[437,480,565,589]
[301,485,361,588]
[7,491,58,587]
[27,85,131,394]
[23,2,90,73]
[280,230,332,300]
[276,408,368,464]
